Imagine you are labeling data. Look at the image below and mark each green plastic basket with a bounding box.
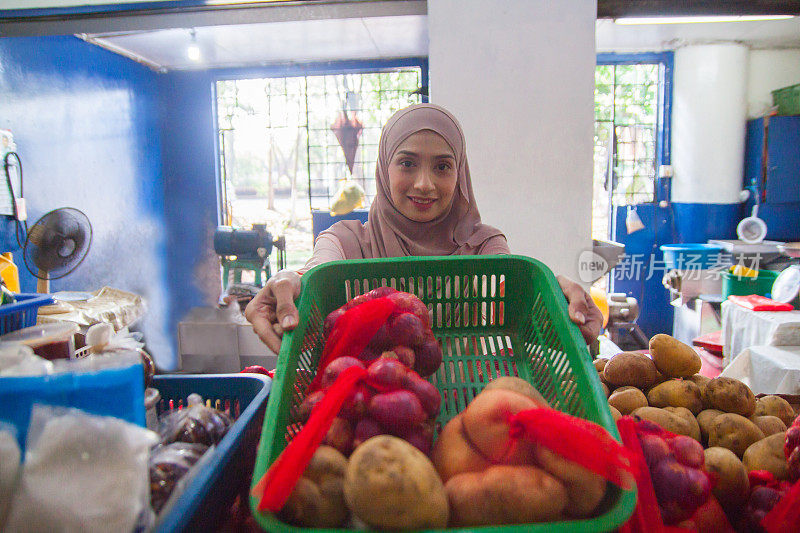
[722,269,779,298]
[772,83,800,115]
[250,255,636,532]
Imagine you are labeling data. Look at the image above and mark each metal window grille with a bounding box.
[216,69,422,228]
[592,62,661,241]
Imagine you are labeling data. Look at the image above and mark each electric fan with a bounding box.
[23,208,93,293]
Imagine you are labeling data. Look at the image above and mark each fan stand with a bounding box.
[37,269,50,294]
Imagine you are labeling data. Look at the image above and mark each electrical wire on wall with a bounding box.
[4,151,28,248]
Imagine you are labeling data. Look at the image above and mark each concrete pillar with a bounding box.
[427,0,596,281]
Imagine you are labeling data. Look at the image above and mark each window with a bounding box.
[592,54,672,241]
[215,62,425,271]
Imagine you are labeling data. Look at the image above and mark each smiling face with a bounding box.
[387,130,458,223]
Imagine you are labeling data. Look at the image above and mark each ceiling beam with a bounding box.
[598,0,800,19]
[0,0,426,37]
[3,1,799,37]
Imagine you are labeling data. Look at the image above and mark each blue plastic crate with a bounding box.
[0,361,145,449]
[152,374,271,533]
[0,293,54,335]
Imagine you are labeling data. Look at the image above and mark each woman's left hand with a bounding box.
[557,275,603,345]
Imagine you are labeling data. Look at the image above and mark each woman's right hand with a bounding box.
[244,270,302,354]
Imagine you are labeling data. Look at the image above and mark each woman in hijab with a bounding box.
[245,104,602,353]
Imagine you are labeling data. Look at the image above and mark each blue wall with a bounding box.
[610,203,675,338]
[157,71,221,336]
[610,202,741,338]
[670,202,741,244]
[0,36,174,367]
[0,43,426,370]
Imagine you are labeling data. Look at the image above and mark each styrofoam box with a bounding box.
[238,323,277,370]
[178,321,238,356]
[240,355,277,371]
[177,307,277,373]
[178,352,240,374]
[178,308,240,373]
[237,324,274,357]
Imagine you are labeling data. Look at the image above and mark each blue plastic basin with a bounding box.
[660,243,726,270]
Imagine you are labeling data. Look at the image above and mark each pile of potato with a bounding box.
[596,333,798,519]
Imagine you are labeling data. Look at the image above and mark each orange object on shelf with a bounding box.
[591,286,610,329]
[0,252,20,293]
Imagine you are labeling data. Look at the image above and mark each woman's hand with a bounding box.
[244,270,302,354]
[557,275,603,345]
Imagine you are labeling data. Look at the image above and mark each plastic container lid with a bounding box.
[772,265,800,304]
[0,322,80,348]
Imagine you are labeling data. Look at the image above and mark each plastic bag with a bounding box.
[329,179,365,216]
[158,393,232,446]
[0,422,21,530]
[4,404,158,533]
[0,342,53,376]
[149,442,209,514]
[84,323,154,387]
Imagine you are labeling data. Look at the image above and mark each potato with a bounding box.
[601,382,610,398]
[304,445,348,483]
[483,376,547,404]
[594,358,608,373]
[533,445,607,518]
[603,352,658,388]
[431,414,490,482]
[647,379,703,415]
[609,405,622,421]
[708,413,765,458]
[688,374,711,390]
[278,478,329,527]
[278,446,349,527]
[697,409,725,445]
[750,415,787,437]
[632,407,695,438]
[664,407,701,442]
[743,432,789,480]
[651,369,670,388]
[446,465,567,526]
[608,387,648,415]
[703,447,749,513]
[754,396,796,427]
[344,435,448,529]
[649,334,702,378]
[702,377,756,417]
[461,388,541,463]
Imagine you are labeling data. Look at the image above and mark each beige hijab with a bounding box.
[319,103,507,258]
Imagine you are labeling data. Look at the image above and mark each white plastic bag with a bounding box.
[0,343,53,376]
[625,205,645,234]
[4,405,158,533]
[329,179,365,216]
[0,422,21,529]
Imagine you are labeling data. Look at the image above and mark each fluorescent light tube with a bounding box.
[614,15,794,25]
